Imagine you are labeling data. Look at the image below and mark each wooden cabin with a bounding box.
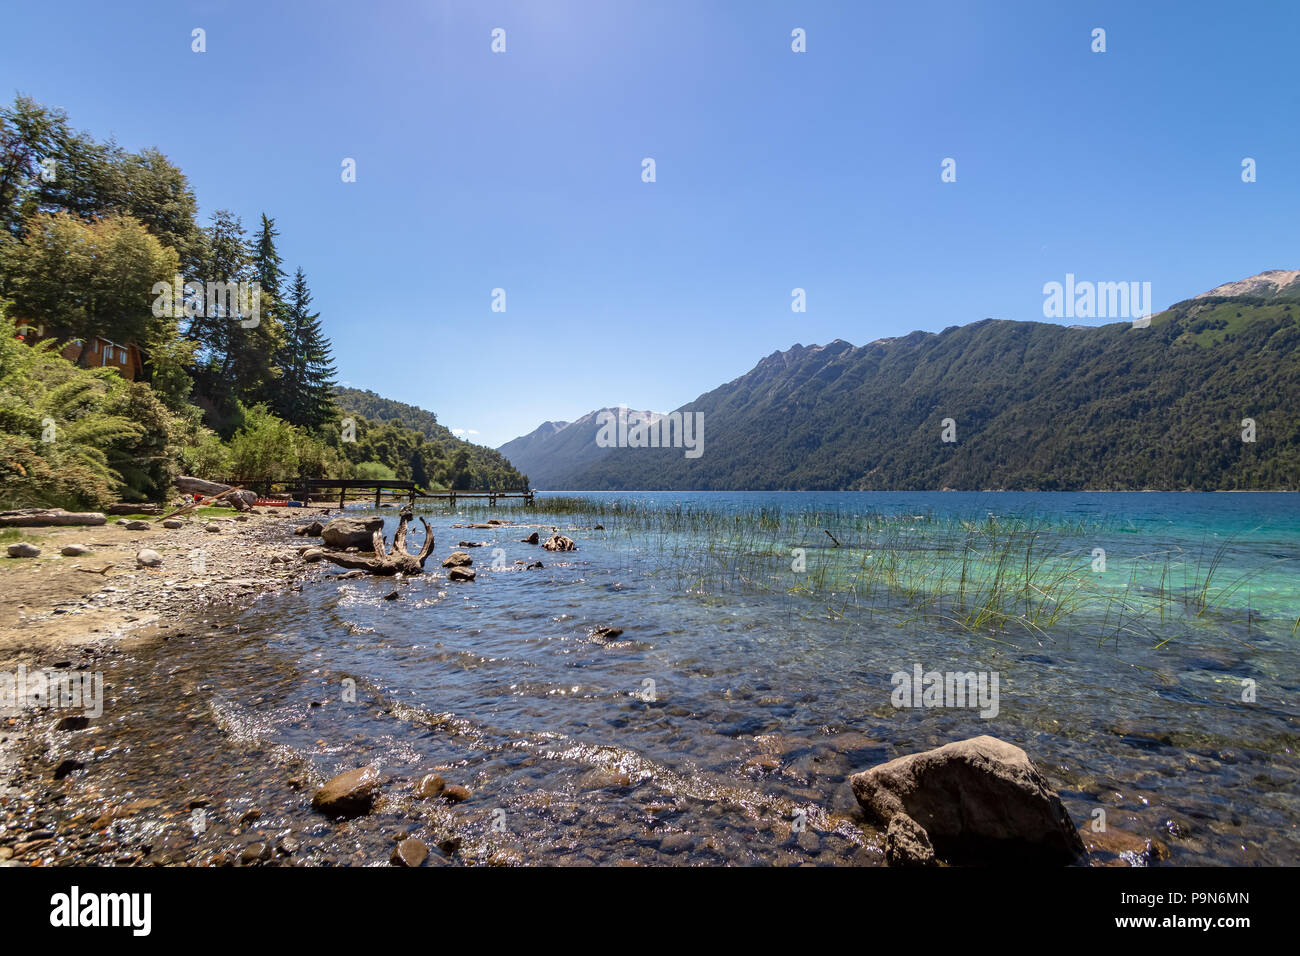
[13,323,144,381]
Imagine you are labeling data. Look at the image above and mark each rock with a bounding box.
[301,549,325,563]
[592,625,624,641]
[6,542,40,558]
[135,549,163,569]
[884,813,937,867]
[447,567,476,582]
[204,523,221,533]
[391,838,429,867]
[311,766,383,818]
[60,544,92,556]
[383,591,400,601]
[442,784,471,803]
[321,516,384,550]
[54,715,90,732]
[521,531,540,544]
[594,524,604,530]
[457,541,486,548]
[52,758,84,780]
[441,551,473,568]
[659,832,695,854]
[526,561,543,570]
[849,735,1086,866]
[1080,825,1172,867]
[337,569,365,579]
[162,519,184,529]
[124,520,151,531]
[115,519,128,525]
[543,535,576,552]
[579,768,632,790]
[413,774,445,799]
[240,842,271,864]
[294,521,325,537]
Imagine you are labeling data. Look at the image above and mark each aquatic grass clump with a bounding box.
[458,497,1290,646]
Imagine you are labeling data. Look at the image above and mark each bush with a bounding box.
[353,460,397,480]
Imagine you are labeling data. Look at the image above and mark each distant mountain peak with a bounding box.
[1196,269,1300,299]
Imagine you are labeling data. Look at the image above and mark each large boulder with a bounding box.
[849,735,1086,866]
[321,516,384,550]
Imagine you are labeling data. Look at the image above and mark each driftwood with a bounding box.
[0,509,107,527]
[174,477,255,512]
[318,514,435,576]
[158,484,247,522]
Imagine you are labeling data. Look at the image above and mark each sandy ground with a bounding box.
[0,506,336,662]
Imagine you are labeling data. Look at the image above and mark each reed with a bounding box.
[457,497,1284,645]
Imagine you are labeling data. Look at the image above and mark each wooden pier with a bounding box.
[218,478,534,508]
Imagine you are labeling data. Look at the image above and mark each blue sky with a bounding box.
[2,1,1296,447]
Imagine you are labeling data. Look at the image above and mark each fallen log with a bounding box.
[0,509,107,527]
[107,503,164,516]
[173,476,256,511]
[318,514,435,576]
[158,484,248,522]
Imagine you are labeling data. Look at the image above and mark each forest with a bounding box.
[0,96,526,510]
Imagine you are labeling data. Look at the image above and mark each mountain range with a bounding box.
[497,272,1300,491]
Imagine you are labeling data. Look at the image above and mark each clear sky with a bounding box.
[2,1,1296,447]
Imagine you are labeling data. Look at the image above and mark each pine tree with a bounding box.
[251,213,286,302]
[276,267,337,430]
[187,210,282,433]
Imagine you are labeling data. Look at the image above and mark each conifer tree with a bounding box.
[276,267,337,429]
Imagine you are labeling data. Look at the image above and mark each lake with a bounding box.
[65,491,1300,865]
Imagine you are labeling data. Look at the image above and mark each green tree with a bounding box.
[275,267,337,429]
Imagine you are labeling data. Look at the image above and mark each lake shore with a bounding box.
[0,506,334,659]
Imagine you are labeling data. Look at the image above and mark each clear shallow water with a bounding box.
[44,493,1300,865]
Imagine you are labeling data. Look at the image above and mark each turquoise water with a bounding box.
[67,492,1300,865]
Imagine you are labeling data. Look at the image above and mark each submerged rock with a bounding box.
[442,784,472,803]
[850,735,1085,866]
[1080,825,1172,867]
[447,567,476,582]
[391,838,429,867]
[413,774,445,799]
[520,531,540,545]
[542,535,576,552]
[311,766,383,818]
[294,520,325,537]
